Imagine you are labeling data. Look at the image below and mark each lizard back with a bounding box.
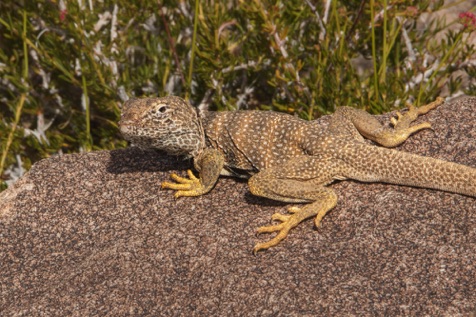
[201,110,314,177]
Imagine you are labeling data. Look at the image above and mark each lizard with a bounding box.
[119,96,476,253]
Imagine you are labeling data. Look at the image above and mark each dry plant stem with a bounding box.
[322,0,331,24]
[344,0,366,44]
[380,0,388,84]
[81,71,92,151]
[370,0,379,100]
[304,0,326,40]
[0,94,26,177]
[187,0,200,99]
[255,0,305,104]
[157,1,186,88]
[379,14,403,82]
[417,31,464,105]
[1,10,28,178]
[399,18,415,62]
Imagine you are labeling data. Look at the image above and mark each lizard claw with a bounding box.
[161,170,207,198]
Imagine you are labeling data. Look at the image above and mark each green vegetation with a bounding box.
[1,0,475,190]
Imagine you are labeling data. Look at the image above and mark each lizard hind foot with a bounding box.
[391,97,444,131]
[253,190,338,254]
[374,97,444,147]
[253,210,297,255]
[253,206,315,254]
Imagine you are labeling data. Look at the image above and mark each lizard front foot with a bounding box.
[161,170,208,198]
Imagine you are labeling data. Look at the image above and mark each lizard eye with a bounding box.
[158,105,168,113]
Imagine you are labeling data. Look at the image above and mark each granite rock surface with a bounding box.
[1,98,476,316]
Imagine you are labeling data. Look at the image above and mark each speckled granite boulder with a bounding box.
[1,98,475,316]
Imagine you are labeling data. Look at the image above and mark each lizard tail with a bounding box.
[342,144,476,197]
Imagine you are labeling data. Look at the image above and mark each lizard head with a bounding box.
[119,96,205,158]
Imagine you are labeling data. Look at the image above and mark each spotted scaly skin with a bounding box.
[119,96,476,253]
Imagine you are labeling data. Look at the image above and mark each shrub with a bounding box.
[1,0,475,190]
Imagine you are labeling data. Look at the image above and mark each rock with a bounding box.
[1,98,475,316]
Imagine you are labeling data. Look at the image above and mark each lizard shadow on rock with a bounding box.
[107,147,192,174]
[243,191,289,208]
[107,147,288,207]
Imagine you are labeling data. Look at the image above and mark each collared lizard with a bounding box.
[119,96,476,253]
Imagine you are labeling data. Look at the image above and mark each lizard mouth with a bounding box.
[119,124,131,135]
[118,119,137,135]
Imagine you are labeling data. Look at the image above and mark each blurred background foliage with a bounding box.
[1,0,476,190]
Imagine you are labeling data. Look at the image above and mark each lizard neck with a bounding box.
[186,108,207,159]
